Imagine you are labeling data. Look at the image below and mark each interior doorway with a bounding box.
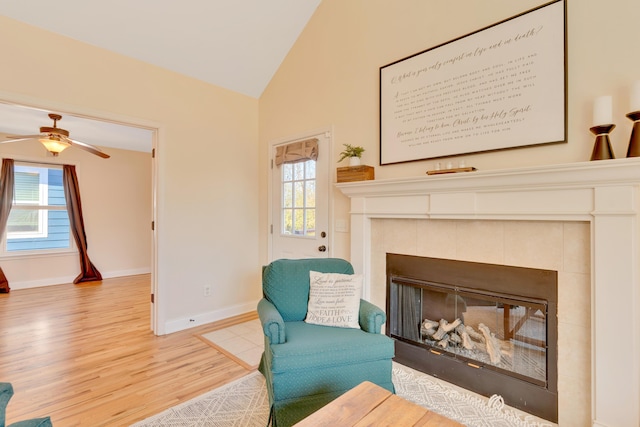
[0,93,161,334]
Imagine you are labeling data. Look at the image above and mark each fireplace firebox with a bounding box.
[386,253,558,422]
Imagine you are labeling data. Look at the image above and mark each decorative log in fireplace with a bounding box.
[386,253,558,422]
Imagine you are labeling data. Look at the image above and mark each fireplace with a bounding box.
[337,159,640,426]
[386,253,558,421]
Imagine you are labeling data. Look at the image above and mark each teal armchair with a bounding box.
[257,258,395,427]
[0,383,52,427]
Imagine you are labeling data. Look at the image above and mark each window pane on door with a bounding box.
[283,163,293,181]
[305,209,316,236]
[281,159,316,237]
[305,181,315,207]
[283,182,293,208]
[283,209,293,234]
[294,163,304,180]
[294,182,304,208]
[305,161,316,179]
[294,209,304,235]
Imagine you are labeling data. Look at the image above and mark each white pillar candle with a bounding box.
[593,96,613,126]
[631,81,640,112]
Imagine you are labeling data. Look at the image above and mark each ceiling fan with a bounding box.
[2,113,110,158]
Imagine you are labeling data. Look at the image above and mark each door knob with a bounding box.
[318,245,327,252]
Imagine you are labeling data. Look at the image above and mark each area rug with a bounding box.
[131,363,556,427]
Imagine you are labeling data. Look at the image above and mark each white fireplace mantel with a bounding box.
[337,159,640,427]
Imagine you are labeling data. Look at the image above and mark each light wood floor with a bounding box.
[0,274,258,426]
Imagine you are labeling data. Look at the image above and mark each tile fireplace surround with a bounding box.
[337,159,640,427]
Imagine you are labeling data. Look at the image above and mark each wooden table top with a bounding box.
[293,381,464,426]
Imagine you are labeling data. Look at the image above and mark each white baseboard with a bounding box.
[10,275,78,290]
[8,267,151,290]
[164,300,260,334]
[101,268,151,279]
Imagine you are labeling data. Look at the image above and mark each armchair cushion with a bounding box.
[268,321,394,373]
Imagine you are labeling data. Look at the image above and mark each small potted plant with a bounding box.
[338,144,365,166]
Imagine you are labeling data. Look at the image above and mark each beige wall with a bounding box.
[259,0,640,263]
[0,16,261,333]
[0,140,151,288]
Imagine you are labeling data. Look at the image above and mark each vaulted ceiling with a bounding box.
[0,0,321,153]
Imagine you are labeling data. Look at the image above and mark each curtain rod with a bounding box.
[7,158,70,167]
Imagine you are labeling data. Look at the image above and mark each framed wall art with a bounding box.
[379,0,566,165]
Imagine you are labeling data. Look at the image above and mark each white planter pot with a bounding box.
[349,157,361,167]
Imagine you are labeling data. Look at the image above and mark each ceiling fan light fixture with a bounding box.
[39,134,70,156]
[3,113,109,158]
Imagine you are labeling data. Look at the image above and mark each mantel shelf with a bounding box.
[336,158,640,199]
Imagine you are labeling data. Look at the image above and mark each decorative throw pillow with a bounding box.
[305,270,362,329]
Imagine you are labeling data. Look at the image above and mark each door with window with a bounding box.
[271,131,331,260]
[3,163,72,255]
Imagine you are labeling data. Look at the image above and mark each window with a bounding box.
[281,159,316,236]
[3,163,72,254]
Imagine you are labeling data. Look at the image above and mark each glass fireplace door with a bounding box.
[389,277,548,385]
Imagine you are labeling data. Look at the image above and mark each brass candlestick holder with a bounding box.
[589,124,615,161]
[625,111,640,157]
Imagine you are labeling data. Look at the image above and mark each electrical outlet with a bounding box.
[203,285,212,297]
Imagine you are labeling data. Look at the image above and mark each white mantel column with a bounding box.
[349,197,372,300]
[591,186,640,427]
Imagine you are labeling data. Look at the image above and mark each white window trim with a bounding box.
[2,162,75,257]
[0,246,77,261]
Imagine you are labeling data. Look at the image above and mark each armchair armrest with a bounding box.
[359,299,386,334]
[257,298,286,345]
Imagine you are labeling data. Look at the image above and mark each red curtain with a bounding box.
[0,159,14,293]
[63,165,102,284]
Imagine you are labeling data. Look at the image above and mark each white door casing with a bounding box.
[270,128,332,261]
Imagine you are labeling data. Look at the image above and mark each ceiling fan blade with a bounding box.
[67,138,110,159]
[2,134,44,143]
